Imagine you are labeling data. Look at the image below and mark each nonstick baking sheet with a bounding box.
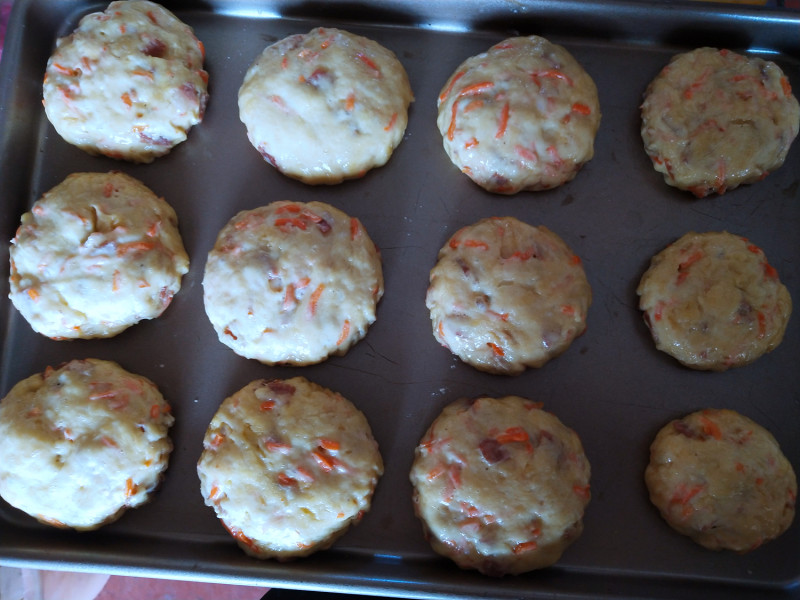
[1,1,799,598]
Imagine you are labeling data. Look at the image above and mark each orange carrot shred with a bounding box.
[439,70,466,104]
[700,415,722,440]
[513,541,538,554]
[497,427,528,444]
[384,112,398,131]
[320,438,340,451]
[336,320,351,346]
[487,342,504,357]
[260,400,276,411]
[345,93,355,112]
[312,450,335,472]
[309,284,325,316]
[150,404,160,419]
[496,102,510,138]
[573,484,591,500]
[121,92,132,107]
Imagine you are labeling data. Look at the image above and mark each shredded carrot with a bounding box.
[210,433,225,449]
[531,70,574,86]
[146,10,158,24]
[780,76,792,97]
[277,472,297,486]
[223,327,237,340]
[570,255,582,265]
[764,263,778,279]
[336,320,351,345]
[384,112,398,131]
[757,311,766,339]
[345,93,355,112]
[27,288,40,302]
[281,55,288,69]
[463,99,483,113]
[309,284,325,316]
[260,400,276,411]
[312,450,335,472]
[356,52,380,76]
[447,101,459,141]
[513,541,538,554]
[112,269,121,292]
[121,92,133,107]
[459,81,494,97]
[319,438,340,451]
[571,102,592,115]
[487,342,504,357]
[464,137,479,149]
[495,102,510,138]
[274,217,307,231]
[116,241,156,256]
[266,441,291,452]
[438,70,466,104]
[462,239,489,250]
[670,482,703,505]
[197,39,205,59]
[573,484,591,500]
[497,427,528,444]
[51,63,78,77]
[131,69,154,79]
[150,404,161,419]
[561,304,575,316]
[350,217,360,240]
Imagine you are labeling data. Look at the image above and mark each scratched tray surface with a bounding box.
[1,1,799,598]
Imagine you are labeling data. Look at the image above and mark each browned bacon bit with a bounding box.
[142,38,167,58]
[479,438,508,464]
[267,380,296,396]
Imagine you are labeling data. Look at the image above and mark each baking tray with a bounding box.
[1,0,799,598]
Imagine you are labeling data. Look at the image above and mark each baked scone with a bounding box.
[637,231,791,370]
[426,217,591,375]
[197,377,383,559]
[238,27,413,184]
[641,47,799,197]
[645,408,796,552]
[202,201,383,366]
[0,359,174,530]
[9,171,190,339]
[42,0,208,163]
[436,35,601,194]
[409,396,591,576]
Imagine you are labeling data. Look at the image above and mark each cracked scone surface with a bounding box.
[409,396,591,576]
[637,231,791,370]
[238,27,413,184]
[9,171,189,339]
[0,358,174,530]
[202,201,383,365]
[641,47,799,197]
[42,0,208,162]
[426,217,591,375]
[436,35,600,194]
[197,377,383,559]
[645,408,796,552]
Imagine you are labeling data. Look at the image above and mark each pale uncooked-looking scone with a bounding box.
[238,27,413,184]
[637,231,791,371]
[426,217,591,375]
[43,0,208,162]
[646,408,796,552]
[202,201,383,365]
[641,47,799,197]
[9,171,190,339]
[197,377,383,559]
[409,396,591,576]
[0,359,174,530]
[436,35,601,194]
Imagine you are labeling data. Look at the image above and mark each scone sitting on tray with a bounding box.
[238,27,413,184]
[409,396,591,576]
[637,231,791,371]
[42,0,208,163]
[436,35,601,194]
[8,171,190,340]
[197,377,383,559]
[202,201,383,365]
[0,359,174,530]
[646,409,796,552]
[641,47,799,197]
[426,217,591,375]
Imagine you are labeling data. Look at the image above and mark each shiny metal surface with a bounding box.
[0,1,799,598]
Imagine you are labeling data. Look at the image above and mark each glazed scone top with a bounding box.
[202,201,383,365]
[410,396,591,575]
[238,27,413,184]
[437,35,601,194]
[0,359,174,530]
[9,172,190,340]
[197,377,383,559]
[43,0,208,162]
[637,231,791,370]
[426,217,591,375]
[645,408,796,552]
[641,47,799,197]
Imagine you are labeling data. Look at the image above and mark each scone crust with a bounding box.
[0,359,174,530]
[436,35,600,194]
[238,27,413,184]
[197,377,383,559]
[9,171,190,339]
[202,201,383,365]
[426,217,591,375]
[637,231,791,370]
[409,396,591,576]
[645,409,796,552]
[42,0,208,163]
[641,47,800,197]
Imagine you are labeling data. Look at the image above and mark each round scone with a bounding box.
[637,231,791,371]
[410,396,591,576]
[8,172,190,339]
[0,359,174,530]
[645,409,797,552]
[42,0,208,163]
[436,35,601,194]
[426,217,591,375]
[9,172,189,339]
[197,377,383,559]
[202,201,383,365]
[641,47,800,197]
[238,27,413,184]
